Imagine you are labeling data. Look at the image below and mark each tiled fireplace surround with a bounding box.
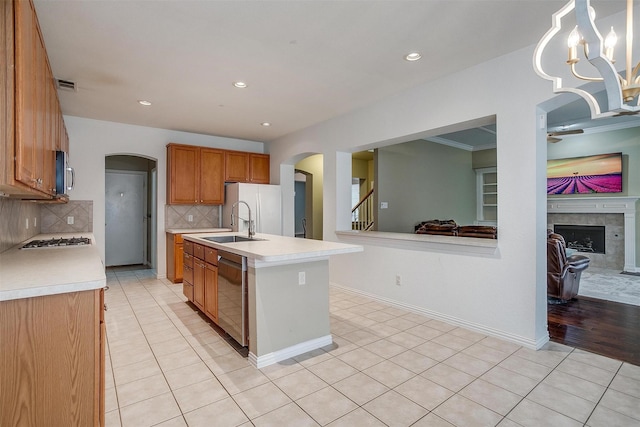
[548,197,639,272]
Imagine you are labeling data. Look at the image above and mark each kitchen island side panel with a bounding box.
[248,259,330,357]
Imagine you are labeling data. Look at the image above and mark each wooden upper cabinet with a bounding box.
[167,143,269,205]
[199,148,224,204]
[13,0,38,190]
[167,144,199,204]
[224,151,270,183]
[249,153,270,183]
[167,143,224,205]
[224,151,249,182]
[2,0,67,199]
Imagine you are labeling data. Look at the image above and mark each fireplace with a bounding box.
[547,197,639,272]
[554,225,605,254]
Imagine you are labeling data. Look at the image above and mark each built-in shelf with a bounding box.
[476,167,497,225]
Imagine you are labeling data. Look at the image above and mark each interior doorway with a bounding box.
[294,172,309,238]
[295,154,322,240]
[105,155,157,268]
[105,170,146,266]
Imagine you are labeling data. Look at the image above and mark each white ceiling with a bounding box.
[33,0,630,145]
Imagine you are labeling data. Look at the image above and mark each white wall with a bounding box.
[65,116,265,277]
[268,43,553,348]
[376,140,477,232]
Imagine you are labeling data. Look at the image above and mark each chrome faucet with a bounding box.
[231,200,254,239]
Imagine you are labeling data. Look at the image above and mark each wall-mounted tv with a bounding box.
[547,152,622,195]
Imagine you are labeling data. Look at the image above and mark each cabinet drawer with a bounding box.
[184,240,193,255]
[205,247,218,265]
[194,243,205,260]
[183,265,194,284]
[183,282,193,301]
[183,252,193,269]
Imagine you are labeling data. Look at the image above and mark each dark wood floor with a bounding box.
[548,295,640,366]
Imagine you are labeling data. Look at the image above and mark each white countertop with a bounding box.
[0,233,106,301]
[166,228,231,234]
[182,232,363,266]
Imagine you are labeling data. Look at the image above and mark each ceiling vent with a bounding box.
[56,79,77,92]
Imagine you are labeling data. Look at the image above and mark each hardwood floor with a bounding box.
[548,295,640,366]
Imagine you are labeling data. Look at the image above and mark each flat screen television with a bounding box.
[547,152,622,195]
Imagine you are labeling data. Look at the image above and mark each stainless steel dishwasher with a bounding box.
[217,250,248,347]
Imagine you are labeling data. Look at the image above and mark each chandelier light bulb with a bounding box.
[567,26,581,63]
[604,26,617,62]
[567,26,580,48]
[604,27,617,48]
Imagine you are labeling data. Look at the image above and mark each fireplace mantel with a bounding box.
[548,197,639,272]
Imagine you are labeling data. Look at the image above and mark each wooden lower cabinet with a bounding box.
[183,241,218,323]
[193,258,205,311]
[182,241,194,301]
[182,253,194,301]
[0,288,105,426]
[167,233,184,283]
[204,262,218,322]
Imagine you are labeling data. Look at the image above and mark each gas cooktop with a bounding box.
[21,237,91,249]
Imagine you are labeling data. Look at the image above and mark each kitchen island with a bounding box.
[182,232,363,368]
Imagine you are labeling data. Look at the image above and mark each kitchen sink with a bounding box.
[203,235,266,243]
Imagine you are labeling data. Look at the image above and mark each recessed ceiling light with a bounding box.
[138,100,152,106]
[261,122,271,127]
[404,52,422,61]
[233,81,248,88]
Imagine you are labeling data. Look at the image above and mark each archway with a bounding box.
[104,154,157,269]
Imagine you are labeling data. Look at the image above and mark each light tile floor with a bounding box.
[104,269,640,427]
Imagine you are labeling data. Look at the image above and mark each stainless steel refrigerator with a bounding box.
[222,183,282,235]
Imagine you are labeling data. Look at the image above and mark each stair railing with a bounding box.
[352,188,374,230]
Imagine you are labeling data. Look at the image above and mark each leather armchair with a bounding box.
[547,230,591,303]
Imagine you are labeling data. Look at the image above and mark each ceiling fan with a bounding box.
[547,128,584,143]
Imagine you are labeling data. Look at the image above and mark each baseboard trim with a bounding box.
[331,283,543,350]
[248,335,333,369]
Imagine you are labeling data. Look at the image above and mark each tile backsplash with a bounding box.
[0,198,41,253]
[165,204,221,229]
[40,200,93,234]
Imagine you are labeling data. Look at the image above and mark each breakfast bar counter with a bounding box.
[183,232,363,266]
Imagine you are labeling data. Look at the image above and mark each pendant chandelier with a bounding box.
[533,0,640,119]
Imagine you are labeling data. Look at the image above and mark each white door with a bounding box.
[105,171,146,266]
